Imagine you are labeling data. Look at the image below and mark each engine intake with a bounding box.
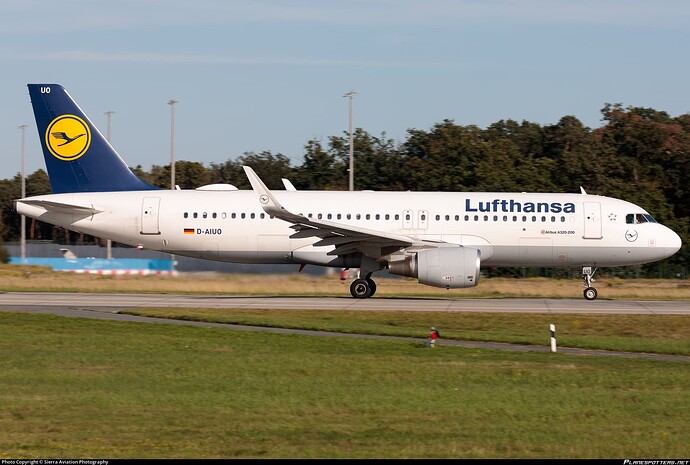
[389,247,481,289]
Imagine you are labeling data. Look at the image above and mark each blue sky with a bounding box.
[2,0,689,181]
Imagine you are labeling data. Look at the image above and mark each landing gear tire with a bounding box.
[367,279,377,297]
[583,287,598,301]
[350,278,374,299]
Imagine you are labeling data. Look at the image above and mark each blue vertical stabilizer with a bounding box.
[27,84,158,193]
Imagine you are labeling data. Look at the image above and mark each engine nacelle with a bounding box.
[389,247,481,289]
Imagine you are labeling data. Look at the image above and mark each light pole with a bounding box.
[343,90,357,191]
[18,124,27,261]
[104,111,115,142]
[168,99,178,190]
[104,111,115,259]
[167,99,178,271]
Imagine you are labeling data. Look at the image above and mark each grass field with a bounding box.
[1,312,688,459]
[1,266,688,458]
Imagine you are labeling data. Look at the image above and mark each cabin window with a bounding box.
[465,215,470,221]
[366,214,371,220]
[212,212,217,219]
[327,213,332,219]
[356,214,361,220]
[483,215,489,221]
[337,213,342,220]
[541,216,546,222]
[385,214,390,220]
[395,214,400,220]
[183,212,188,218]
[203,212,208,219]
[561,216,565,222]
[493,215,498,221]
[503,216,508,221]
[251,213,255,219]
[474,215,479,221]
[241,213,246,219]
[260,213,265,219]
[347,214,351,220]
[231,213,236,219]
[193,212,198,219]
[221,213,227,219]
[513,216,518,222]
[318,213,322,219]
[455,215,460,221]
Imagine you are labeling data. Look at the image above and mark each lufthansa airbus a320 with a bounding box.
[15,84,682,299]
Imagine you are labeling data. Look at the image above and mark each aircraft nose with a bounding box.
[662,227,682,258]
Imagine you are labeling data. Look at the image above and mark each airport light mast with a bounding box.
[168,99,178,190]
[343,90,357,191]
[18,124,27,261]
[104,111,115,259]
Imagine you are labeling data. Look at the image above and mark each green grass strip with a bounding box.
[1,312,688,459]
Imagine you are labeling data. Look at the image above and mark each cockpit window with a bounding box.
[626,213,657,224]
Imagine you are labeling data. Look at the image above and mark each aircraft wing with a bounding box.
[243,166,425,257]
[16,199,103,215]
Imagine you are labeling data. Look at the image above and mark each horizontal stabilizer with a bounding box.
[17,198,103,214]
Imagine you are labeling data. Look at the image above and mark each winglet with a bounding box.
[243,166,289,217]
[282,178,297,191]
[580,186,587,195]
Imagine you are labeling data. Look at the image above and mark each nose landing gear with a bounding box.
[582,266,598,300]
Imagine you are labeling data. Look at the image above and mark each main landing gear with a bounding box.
[349,258,382,299]
[582,266,598,301]
[350,275,377,299]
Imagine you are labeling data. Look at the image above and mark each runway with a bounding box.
[1,292,688,362]
[0,291,688,314]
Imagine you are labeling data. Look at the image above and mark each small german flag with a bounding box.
[183,228,195,235]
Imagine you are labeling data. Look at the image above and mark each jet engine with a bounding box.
[388,247,481,289]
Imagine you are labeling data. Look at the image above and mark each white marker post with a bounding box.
[550,324,557,353]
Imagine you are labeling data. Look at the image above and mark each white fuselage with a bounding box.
[16,189,682,269]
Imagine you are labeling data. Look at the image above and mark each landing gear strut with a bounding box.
[582,266,598,301]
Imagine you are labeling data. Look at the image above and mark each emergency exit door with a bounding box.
[141,197,161,235]
[583,202,602,239]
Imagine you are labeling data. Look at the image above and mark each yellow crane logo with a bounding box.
[45,114,91,161]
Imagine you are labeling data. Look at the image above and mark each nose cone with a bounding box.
[661,226,682,259]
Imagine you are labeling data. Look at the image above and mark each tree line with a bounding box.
[0,103,688,276]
